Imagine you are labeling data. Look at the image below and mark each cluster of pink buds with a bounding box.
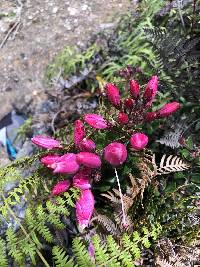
[31,73,181,230]
[31,134,98,230]
[105,75,180,126]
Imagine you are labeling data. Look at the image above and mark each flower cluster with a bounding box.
[105,76,180,126]
[31,74,180,230]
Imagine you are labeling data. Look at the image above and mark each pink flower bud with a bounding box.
[156,102,180,118]
[40,154,61,168]
[104,142,127,166]
[130,79,140,99]
[77,152,101,168]
[76,189,94,229]
[145,112,157,122]
[73,167,91,190]
[78,138,96,152]
[84,114,108,129]
[31,136,61,149]
[52,153,80,174]
[118,112,129,124]
[105,83,121,107]
[74,120,85,146]
[73,174,91,190]
[143,76,158,107]
[124,98,134,109]
[52,180,71,196]
[130,133,148,150]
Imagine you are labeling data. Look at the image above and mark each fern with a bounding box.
[0,238,8,267]
[72,238,95,267]
[6,228,24,265]
[155,155,190,175]
[52,246,75,267]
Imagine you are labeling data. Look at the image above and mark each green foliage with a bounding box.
[52,246,75,267]
[45,44,99,82]
[0,154,79,267]
[100,0,165,79]
[52,225,161,267]
[0,238,8,267]
[16,117,33,141]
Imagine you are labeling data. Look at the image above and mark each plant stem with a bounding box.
[114,168,126,226]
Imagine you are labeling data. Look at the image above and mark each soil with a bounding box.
[0,0,130,120]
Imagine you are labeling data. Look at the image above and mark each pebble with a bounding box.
[68,7,78,16]
[52,7,59,14]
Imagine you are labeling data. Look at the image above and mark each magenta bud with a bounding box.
[76,189,94,229]
[40,154,61,169]
[73,168,91,190]
[145,111,157,122]
[105,83,121,107]
[118,112,129,124]
[104,142,127,166]
[52,180,71,196]
[73,176,91,190]
[130,133,148,150]
[52,153,80,174]
[84,114,108,129]
[77,152,101,168]
[156,102,181,118]
[78,138,96,152]
[130,79,140,99]
[143,76,158,107]
[31,136,62,149]
[124,98,135,109]
[74,120,85,146]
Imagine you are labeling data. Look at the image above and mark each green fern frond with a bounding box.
[52,246,75,267]
[72,238,94,267]
[0,238,8,267]
[6,228,24,265]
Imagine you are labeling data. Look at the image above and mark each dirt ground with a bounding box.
[0,0,130,120]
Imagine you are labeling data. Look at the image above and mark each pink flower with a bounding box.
[52,180,71,196]
[156,102,180,118]
[74,120,85,146]
[124,98,134,109]
[143,76,158,107]
[130,133,148,150]
[130,79,140,99]
[145,112,157,122]
[40,154,61,169]
[84,114,108,129]
[118,112,129,124]
[104,142,127,166]
[73,175,91,190]
[78,138,96,152]
[105,83,121,107]
[76,189,94,229]
[73,167,91,190]
[52,153,80,174]
[31,136,62,149]
[77,152,101,168]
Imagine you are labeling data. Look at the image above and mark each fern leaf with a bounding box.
[6,228,24,265]
[52,246,75,267]
[0,238,8,267]
[156,155,190,175]
[94,214,120,236]
[122,233,141,260]
[92,235,110,265]
[106,235,121,266]
[72,238,94,267]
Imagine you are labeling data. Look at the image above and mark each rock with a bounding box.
[0,143,10,167]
